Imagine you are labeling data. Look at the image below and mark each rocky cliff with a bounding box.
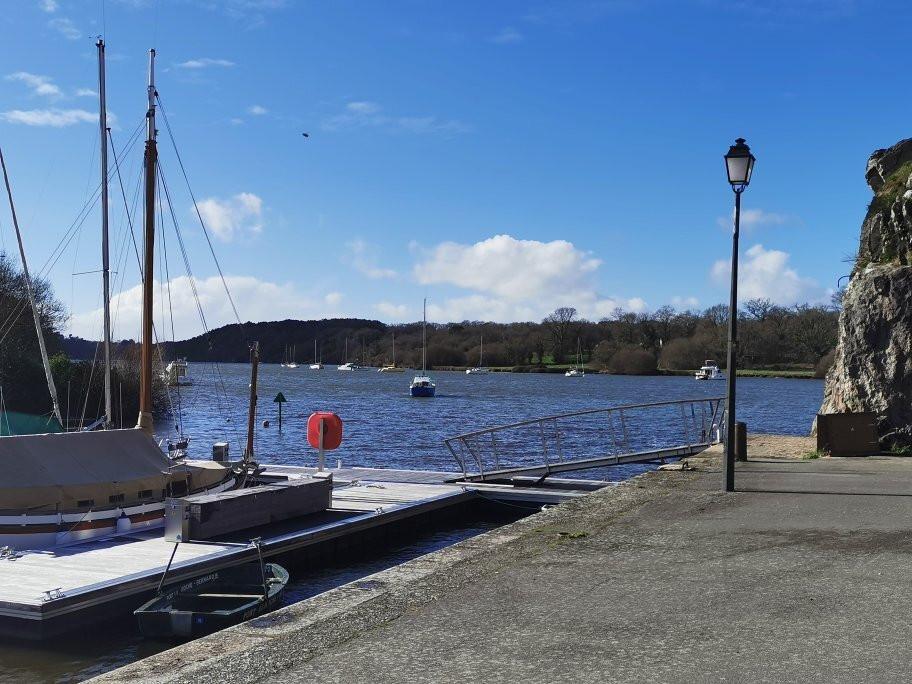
[819,138,912,449]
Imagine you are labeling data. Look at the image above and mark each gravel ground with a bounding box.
[699,432,818,460]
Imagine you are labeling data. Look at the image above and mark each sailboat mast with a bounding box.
[245,342,259,461]
[0,149,63,426]
[97,39,112,428]
[137,48,157,434]
[422,298,427,373]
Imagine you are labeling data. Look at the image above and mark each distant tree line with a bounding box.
[93,298,837,377]
[2,245,839,422]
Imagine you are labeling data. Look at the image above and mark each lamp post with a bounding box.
[723,138,755,492]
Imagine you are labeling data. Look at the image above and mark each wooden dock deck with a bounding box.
[0,466,588,640]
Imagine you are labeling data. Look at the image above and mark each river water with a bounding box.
[2,368,823,682]
[162,364,823,474]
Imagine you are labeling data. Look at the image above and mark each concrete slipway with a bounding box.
[92,446,912,684]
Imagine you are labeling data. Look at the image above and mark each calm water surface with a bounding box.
[160,365,823,473]
[2,368,823,682]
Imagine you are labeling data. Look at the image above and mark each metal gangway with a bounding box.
[444,397,725,483]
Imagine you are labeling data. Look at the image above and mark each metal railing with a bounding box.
[444,397,725,482]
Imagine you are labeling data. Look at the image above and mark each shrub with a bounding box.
[659,337,706,370]
[607,346,656,375]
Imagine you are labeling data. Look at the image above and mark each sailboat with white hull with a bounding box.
[409,300,436,397]
[0,45,243,551]
[309,339,323,369]
[466,335,490,374]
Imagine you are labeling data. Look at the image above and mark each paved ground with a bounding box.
[92,445,912,683]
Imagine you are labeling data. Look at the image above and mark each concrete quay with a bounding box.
[92,444,912,683]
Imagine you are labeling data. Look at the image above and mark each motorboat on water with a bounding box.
[162,358,191,386]
[694,360,725,380]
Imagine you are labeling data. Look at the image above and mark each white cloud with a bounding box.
[717,207,789,233]
[6,72,63,99]
[39,0,58,13]
[72,275,324,340]
[323,101,470,135]
[490,27,523,44]
[343,239,397,279]
[711,243,826,305]
[0,108,95,126]
[324,292,343,306]
[75,88,97,98]
[49,17,80,40]
[348,101,379,114]
[671,295,700,310]
[412,234,641,322]
[376,302,409,319]
[247,105,268,115]
[416,235,599,299]
[195,193,264,241]
[176,58,235,69]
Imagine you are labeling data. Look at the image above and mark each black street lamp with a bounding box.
[723,138,755,492]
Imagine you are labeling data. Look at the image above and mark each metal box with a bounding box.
[816,412,879,456]
[163,475,333,542]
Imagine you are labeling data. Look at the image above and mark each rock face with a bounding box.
[820,138,912,449]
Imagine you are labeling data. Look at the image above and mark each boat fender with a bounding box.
[116,512,132,533]
[307,412,343,450]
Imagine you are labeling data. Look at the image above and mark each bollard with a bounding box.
[735,421,747,461]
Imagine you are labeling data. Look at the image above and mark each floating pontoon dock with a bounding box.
[0,466,588,640]
[0,398,722,640]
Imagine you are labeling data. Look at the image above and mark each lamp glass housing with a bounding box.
[724,139,755,187]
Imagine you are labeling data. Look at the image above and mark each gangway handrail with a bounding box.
[444,397,726,482]
[447,397,724,440]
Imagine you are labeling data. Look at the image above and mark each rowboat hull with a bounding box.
[135,562,289,639]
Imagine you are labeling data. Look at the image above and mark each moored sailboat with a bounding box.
[309,339,323,369]
[466,335,490,374]
[409,299,436,397]
[566,339,585,378]
[0,46,244,551]
[379,331,406,372]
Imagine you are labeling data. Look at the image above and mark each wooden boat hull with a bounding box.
[135,562,289,639]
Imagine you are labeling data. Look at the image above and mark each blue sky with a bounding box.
[0,0,905,340]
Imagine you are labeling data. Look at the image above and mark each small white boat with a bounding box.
[309,340,323,369]
[162,358,191,386]
[466,335,490,374]
[565,340,585,378]
[695,360,724,380]
[379,332,406,372]
[337,362,358,371]
[280,345,298,368]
